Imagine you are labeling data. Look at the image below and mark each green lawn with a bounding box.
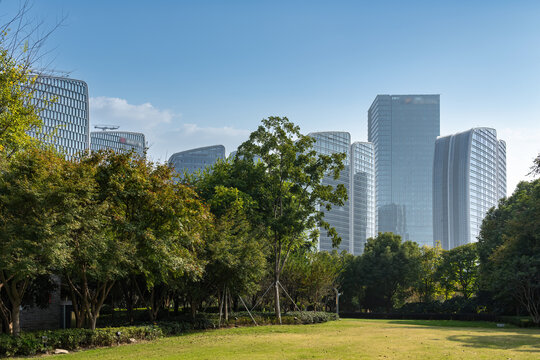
[30,319,540,359]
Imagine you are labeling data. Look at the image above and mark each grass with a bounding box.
[26,319,540,359]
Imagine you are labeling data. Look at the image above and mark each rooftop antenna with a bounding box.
[94,125,120,131]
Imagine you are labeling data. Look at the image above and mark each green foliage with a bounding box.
[0,148,67,335]
[435,243,478,300]
[528,153,540,176]
[478,178,540,324]
[281,250,344,310]
[0,324,171,357]
[413,244,443,303]
[237,116,347,321]
[356,233,422,311]
[0,43,42,155]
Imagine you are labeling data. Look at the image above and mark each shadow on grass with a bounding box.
[447,334,540,352]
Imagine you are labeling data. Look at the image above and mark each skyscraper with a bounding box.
[351,141,376,254]
[168,145,225,176]
[309,132,352,253]
[308,132,375,255]
[433,128,506,250]
[90,131,146,157]
[368,94,440,246]
[29,75,90,157]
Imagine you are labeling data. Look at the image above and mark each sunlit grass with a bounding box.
[27,319,540,359]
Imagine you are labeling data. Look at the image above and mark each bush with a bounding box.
[0,324,175,357]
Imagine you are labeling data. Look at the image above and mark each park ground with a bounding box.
[26,319,540,359]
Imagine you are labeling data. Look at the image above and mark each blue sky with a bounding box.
[2,0,539,193]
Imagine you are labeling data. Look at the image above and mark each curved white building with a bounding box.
[433,127,506,249]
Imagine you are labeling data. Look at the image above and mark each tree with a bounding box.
[281,250,344,311]
[0,43,42,155]
[57,153,128,330]
[414,244,443,303]
[359,233,421,312]
[478,178,540,324]
[204,186,267,320]
[338,253,363,311]
[529,153,540,177]
[92,151,208,323]
[0,0,65,156]
[0,148,67,335]
[436,244,478,300]
[237,116,347,323]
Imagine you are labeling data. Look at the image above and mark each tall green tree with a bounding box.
[57,154,128,330]
[478,178,540,324]
[93,151,208,322]
[436,243,478,300]
[414,244,443,303]
[0,148,66,335]
[237,116,347,323]
[360,233,421,312]
[205,186,266,319]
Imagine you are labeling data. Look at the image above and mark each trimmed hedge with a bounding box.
[0,324,176,357]
[0,311,337,357]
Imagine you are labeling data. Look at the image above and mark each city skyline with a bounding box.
[3,0,538,195]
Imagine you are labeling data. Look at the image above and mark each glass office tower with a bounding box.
[433,128,506,250]
[351,142,376,254]
[28,75,90,157]
[368,94,440,246]
[310,132,352,253]
[168,145,226,176]
[91,131,146,157]
[309,132,375,255]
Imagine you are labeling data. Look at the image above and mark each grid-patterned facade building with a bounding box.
[29,75,90,157]
[309,132,375,255]
[433,128,506,250]
[168,145,226,176]
[90,131,146,157]
[368,94,440,246]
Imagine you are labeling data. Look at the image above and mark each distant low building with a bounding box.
[433,127,506,249]
[168,145,225,176]
[90,131,146,157]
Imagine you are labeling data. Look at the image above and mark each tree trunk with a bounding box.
[0,299,11,334]
[274,280,282,325]
[224,287,229,321]
[11,303,20,336]
[190,298,197,319]
[174,297,179,316]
